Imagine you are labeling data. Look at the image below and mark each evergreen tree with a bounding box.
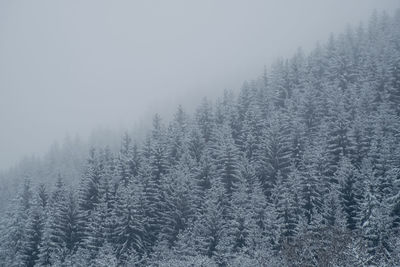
[114,183,146,262]
[79,148,103,213]
[212,123,241,196]
[160,164,200,247]
[37,177,80,265]
[167,105,190,166]
[389,167,400,232]
[150,114,169,182]
[325,93,352,176]
[337,157,361,231]
[359,159,392,265]
[20,193,45,267]
[189,179,228,259]
[273,171,299,244]
[2,179,33,266]
[195,97,215,143]
[116,133,135,187]
[298,153,323,226]
[255,112,292,196]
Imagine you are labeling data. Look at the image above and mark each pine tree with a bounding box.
[321,188,346,230]
[167,105,190,166]
[273,171,299,244]
[298,154,323,226]
[222,175,251,255]
[358,159,392,265]
[238,103,264,162]
[195,97,215,143]
[82,148,117,257]
[79,148,103,213]
[193,146,215,194]
[114,183,146,262]
[189,179,228,259]
[389,167,400,232]
[20,190,46,267]
[139,117,170,250]
[150,114,169,182]
[116,133,135,187]
[337,157,361,231]
[348,114,373,167]
[255,112,292,196]
[212,123,241,196]
[37,183,49,209]
[61,190,80,252]
[325,93,352,176]
[37,177,67,265]
[270,59,290,108]
[37,177,80,265]
[2,179,33,266]
[160,164,201,247]
[187,124,206,164]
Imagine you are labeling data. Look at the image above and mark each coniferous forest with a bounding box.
[1,10,400,267]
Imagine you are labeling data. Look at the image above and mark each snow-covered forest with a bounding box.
[1,10,400,266]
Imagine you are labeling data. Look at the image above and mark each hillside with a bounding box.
[1,10,400,266]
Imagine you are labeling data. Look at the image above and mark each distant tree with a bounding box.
[195,98,215,143]
[167,105,190,166]
[116,133,135,187]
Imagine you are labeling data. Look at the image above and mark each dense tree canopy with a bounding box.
[1,10,400,266]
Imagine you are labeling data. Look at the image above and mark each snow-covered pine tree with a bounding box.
[113,182,146,263]
[116,133,135,187]
[211,123,241,197]
[255,112,292,196]
[167,105,190,166]
[2,179,33,266]
[337,157,361,231]
[359,159,392,265]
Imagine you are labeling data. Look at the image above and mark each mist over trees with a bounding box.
[1,10,400,266]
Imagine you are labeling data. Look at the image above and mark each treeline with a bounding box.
[1,10,400,266]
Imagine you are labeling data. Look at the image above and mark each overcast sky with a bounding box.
[0,0,399,171]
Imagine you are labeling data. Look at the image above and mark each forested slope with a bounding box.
[1,10,400,266]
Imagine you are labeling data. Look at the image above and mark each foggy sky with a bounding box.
[0,0,398,171]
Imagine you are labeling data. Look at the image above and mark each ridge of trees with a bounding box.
[1,10,400,266]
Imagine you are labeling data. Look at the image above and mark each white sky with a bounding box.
[0,0,399,170]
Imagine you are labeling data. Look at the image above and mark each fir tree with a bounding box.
[255,112,292,196]
[337,157,361,231]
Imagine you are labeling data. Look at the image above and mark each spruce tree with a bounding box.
[337,157,361,231]
[255,112,292,196]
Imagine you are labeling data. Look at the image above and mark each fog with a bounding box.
[0,0,398,171]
